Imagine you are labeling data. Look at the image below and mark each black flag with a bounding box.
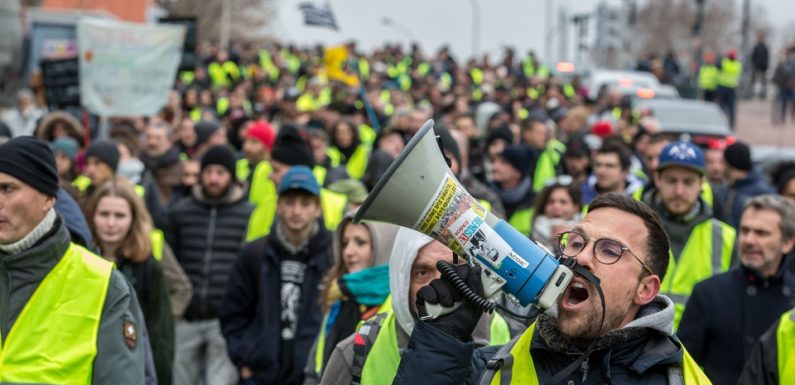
[298,2,339,30]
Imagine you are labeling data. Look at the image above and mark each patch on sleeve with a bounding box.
[123,319,137,350]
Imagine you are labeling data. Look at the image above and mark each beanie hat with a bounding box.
[85,140,120,171]
[657,141,705,175]
[564,137,590,158]
[499,145,536,177]
[485,126,514,148]
[328,179,368,204]
[0,136,59,196]
[272,127,315,167]
[50,137,80,161]
[591,120,614,139]
[434,126,461,169]
[245,121,276,151]
[195,120,221,146]
[201,145,237,178]
[724,141,752,171]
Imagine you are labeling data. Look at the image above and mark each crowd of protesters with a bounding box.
[2,39,795,385]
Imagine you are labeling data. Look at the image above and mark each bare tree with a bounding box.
[156,0,275,45]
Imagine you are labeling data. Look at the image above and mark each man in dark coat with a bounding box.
[165,145,254,385]
[717,141,775,228]
[221,166,332,385]
[389,194,711,385]
[678,194,795,385]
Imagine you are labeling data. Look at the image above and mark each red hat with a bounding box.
[591,120,614,139]
[727,49,737,59]
[245,121,276,151]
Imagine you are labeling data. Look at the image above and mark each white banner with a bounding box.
[78,18,185,116]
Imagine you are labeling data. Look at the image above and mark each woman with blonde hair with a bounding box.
[304,211,398,384]
[86,177,174,384]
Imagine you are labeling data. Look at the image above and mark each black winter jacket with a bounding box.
[220,221,333,385]
[736,311,790,385]
[677,262,795,385]
[392,297,693,385]
[165,183,253,320]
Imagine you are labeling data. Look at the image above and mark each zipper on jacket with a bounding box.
[201,206,218,316]
[580,355,590,382]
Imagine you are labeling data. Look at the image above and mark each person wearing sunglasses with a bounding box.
[640,141,735,330]
[389,193,711,385]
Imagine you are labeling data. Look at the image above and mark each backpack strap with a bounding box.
[351,312,389,385]
[478,335,522,385]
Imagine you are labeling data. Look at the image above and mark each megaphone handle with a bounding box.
[420,301,463,321]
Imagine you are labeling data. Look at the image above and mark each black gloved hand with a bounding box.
[416,261,485,342]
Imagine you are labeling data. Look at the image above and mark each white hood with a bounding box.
[389,227,434,336]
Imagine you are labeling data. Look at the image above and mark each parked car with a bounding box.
[635,98,733,146]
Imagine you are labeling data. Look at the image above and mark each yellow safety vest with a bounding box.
[718,58,742,88]
[698,64,719,91]
[72,176,146,197]
[359,310,510,385]
[327,144,371,180]
[661,218,735,329]
[508,207,535,238]
[208,61,240,88]
[242,160,278,241]
[777,310,795,385]
[150,229,165,261]
[320,188,347,230]
[483,322,711,385]
[532,141,565,192]
[0,243,113,384]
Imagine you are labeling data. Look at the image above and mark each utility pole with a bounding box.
[740,0,751,98]
[220,0,231,49]
[558,6,569,62]
[572,14,590,67]
[545,0,554,62]
[469,0,481,59]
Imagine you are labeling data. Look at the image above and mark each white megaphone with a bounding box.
[354,119,573,319]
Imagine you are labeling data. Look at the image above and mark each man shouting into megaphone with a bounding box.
[390,193,712,385]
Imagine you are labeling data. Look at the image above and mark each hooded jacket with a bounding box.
[304,212,399,383]
[220,219,333,385]
[319,228,503,385]
[581,173,644,205]
[165,182,253,320]
[392,295,705,385]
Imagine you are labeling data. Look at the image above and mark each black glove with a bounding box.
[416,262,485,342]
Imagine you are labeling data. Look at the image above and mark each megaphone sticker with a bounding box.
[414,174,487,254]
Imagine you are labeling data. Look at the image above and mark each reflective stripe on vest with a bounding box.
[480,323,710,385]
[661,218,735,329]
[718,58,742,88]
[777,311,795,385]
[246,161,278,241]
[150,229,165,261]
[359,311,511,385]
[508,208,535,238]
[0,244,113,384]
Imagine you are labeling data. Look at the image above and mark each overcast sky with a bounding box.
[269,0,795,64]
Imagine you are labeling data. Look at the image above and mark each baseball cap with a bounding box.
[278,165,320,196]
[657,141,705,175]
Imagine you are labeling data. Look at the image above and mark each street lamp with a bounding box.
[382,17,416,43]
[469,0,481,58]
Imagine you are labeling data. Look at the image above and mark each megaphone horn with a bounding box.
[354,119,495,255]
[355,119,573,316]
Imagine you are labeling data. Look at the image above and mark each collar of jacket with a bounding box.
[0,215,71,282]
[191,181,245,205]
[266,219,332,267]
[140,146,181,171]
[739,255,793,286]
